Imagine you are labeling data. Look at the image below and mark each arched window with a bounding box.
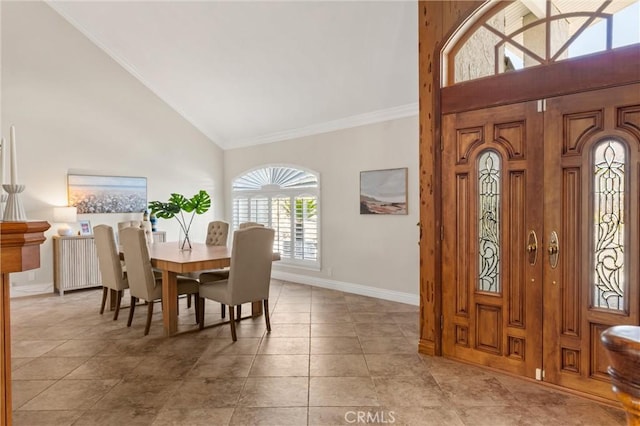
[445,0,639,86]
[232,166,320,268]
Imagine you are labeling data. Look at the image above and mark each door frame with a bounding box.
[417,0,640,355]
[418,0,640,358]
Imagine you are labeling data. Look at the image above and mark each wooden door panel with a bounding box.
[442,102,544,378]
[476,303,502,355]
[544,83,640,399]
[443,84,639,397]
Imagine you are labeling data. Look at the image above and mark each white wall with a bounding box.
[225,117,419,304]
[2,2,419,304]
[1,2,225,286]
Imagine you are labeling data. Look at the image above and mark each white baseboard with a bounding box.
[271,271,419,306]
[10,282,53,298]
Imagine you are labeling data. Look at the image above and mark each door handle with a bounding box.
[548,231,559,269]
[527,230,538,266]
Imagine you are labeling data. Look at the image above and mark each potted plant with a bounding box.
[148,190,211,250]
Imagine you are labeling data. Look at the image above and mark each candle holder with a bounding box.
[2,184,27,222]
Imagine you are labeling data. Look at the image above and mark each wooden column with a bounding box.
[418,0,483,356]
[601,326,640,426]
[0,221,50,426]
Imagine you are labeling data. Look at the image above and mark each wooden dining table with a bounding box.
[147,241,279,336]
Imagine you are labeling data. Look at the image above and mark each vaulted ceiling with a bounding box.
[48,1,418,150]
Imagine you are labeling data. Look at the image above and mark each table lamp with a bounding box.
[53,206,77,236]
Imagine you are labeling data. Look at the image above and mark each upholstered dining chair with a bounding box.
[94,225,129,320]
[238,221,264,229]
[117,220,154,245]
[180,220,230,312]
[206,220,230,246]
[198,226,275,341]
[120,227,200,335]
[201,220,231,317]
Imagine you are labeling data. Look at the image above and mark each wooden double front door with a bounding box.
[442,83,640,398]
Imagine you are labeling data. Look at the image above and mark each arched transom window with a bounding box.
[445,0,639,86]
[232,166,320,268]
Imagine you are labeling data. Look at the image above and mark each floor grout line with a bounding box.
[8,279,627,426]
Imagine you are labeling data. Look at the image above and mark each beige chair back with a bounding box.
[238,221,264,230]
[120,227,158,301]
[118,220,153,245]
[227,226,275,306]
[206,221,229,246]
[94,225,128,291]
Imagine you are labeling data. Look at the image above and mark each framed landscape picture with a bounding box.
[360,167,408,215]
[68,174,147,214]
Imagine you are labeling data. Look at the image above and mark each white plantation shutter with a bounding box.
[233,197,249,225]
[272,197,292,258]
[232,166,320,268]
[294,196,317,261]
[249,197,270,224]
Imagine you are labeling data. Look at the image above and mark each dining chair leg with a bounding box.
[144,300,154,336]
[187,294,192,308]
[193,293,200,324]
[127,296,137,327]
[263,299,271,333]
[221,303,226,319]
[198,297,205,330]
[236,305,241,322]
[99,287,108,314]
[228,305,237,341]
[113,290,122,321]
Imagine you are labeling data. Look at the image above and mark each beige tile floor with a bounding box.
[9,280,626,425]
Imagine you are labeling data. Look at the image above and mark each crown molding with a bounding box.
[225,102,419,149]
[47,2,417,151]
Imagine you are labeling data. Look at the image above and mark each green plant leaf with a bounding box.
[168,193,189,209]
[148,190,211,220]
[148,201,180,219]
[189,190,211,214]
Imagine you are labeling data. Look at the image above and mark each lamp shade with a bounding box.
[53,206,77,223]
[53,206,77,236]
